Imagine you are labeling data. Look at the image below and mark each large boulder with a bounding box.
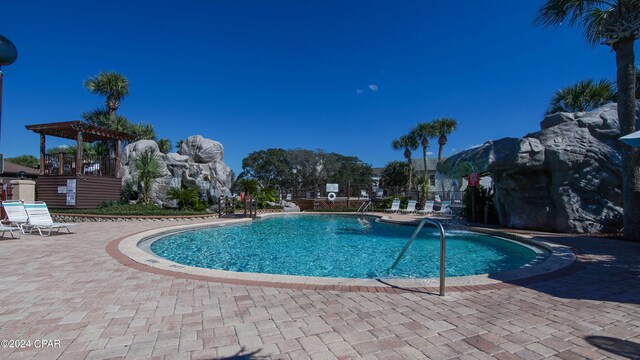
[438,103,637,233]
[121,135,233,207]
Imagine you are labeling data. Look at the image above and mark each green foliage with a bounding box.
[415,176,430,209]
[452,161,474,179]
[535,0,638,47]
[132,149,163,204]
[166,186,200,209]
[157,138,171,154]
[51,203,207,216]
[253,187,278,207]
[6,155,39,168]
[547,79,616,114]
[120,180,138,203]
[241,148,373,195]
[100,200,120,208]
[83,71,129,115]
[380,161,410,191]
[462,185,498,224]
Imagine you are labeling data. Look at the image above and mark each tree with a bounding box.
[6,155,39,168]
[380,161,409,193]
[412,122,437,177]
[547,79,616,114]
[392,133,418,192]
[132,149,163,204]
[83,72,130,122]
[431,118,458,161]
[157,138,171,154]
[537,0,640,241]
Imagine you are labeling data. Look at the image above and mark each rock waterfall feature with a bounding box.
[438,103,638,233]
[120,135,233,207]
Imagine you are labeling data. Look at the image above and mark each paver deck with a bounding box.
[0,218,639,359]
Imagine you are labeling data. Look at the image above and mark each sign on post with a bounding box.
[66,179,76,206]
[468,173,480,187]
[326,183,339,193]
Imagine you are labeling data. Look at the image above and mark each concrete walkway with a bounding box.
[0,219,639,359]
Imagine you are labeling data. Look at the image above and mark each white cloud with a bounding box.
[451,148,458,153]
[368,84,378,92]
[467,144,483,149]
[427,151,434,155]
[356,89,364,94]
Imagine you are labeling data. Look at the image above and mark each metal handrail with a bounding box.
[388,218,446,296]
[357,200,372,214]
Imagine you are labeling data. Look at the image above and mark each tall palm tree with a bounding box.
[547,79,616,114]
[83,72,130,122]
[537,0,640,241]
[391,133,418,192]
[431,118,458,161]
[412,122,437,177]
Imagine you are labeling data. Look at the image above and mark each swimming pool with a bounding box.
[146,215,547,279]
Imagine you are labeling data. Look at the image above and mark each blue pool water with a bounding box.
[149,215,545,279]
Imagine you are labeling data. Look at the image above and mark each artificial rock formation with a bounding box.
[121,135,233,207]
[439,103,638,233]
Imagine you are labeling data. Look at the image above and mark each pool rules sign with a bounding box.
[66,179,76,206]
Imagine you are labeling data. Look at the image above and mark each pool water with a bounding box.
[149,215,545,279]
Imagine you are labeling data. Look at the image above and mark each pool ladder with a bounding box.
[388,218,447,296]
[357,200,373,214]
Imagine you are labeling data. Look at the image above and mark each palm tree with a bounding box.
[157,138,171,154]
[537,0,640,241]
[132,149,163,204]
[235,178,260,216]
[412,122,437,177]
[547,79,616,114]
[431,118,458,161]
[83,72,130,122]
[391,133,418,192]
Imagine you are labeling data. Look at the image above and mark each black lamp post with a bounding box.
[0,35,18,150]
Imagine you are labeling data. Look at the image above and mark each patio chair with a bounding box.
[2,200,30,234]
[401,200,417,214]
[384,199,401,213]
[23,201,76,236]
[434,201,452,215]
[418,201,435,215]
[0,223,21,238]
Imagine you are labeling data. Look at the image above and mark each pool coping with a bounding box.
[107,212,576,293]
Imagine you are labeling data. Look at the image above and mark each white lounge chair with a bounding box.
[435,201,452,215]
[0,223,21,238]
[418,201,435,215]
[2,200,30,234]
[401,200,417,214]
[23,201,76,236]
[384,199,401,213]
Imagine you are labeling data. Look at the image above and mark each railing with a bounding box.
[357,200,373,214]
[42,154,118,177]
[388,218,447,296]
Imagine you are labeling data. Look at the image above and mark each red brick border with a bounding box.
[105,225,585,294]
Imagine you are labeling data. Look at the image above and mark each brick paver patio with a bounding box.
[0,219,639,359]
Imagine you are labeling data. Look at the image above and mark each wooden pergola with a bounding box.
[25,121,136,177]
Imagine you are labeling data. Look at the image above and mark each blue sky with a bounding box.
[0,1,624,174]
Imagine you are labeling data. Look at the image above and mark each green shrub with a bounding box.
[379,196,409,210]
[100,200,119,208]
[51,203,208,216]
[121,180,139,203]
[167,186,200,209]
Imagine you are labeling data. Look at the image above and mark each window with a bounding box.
[429,175,436,186]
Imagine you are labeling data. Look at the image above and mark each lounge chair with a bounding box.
[0,224,21,238]
[384,199,401,213]
[418,201,435,215]
[401,200,417,214]
[2,200,30,234]
[435,201,452,215]
[23,201,76,236]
